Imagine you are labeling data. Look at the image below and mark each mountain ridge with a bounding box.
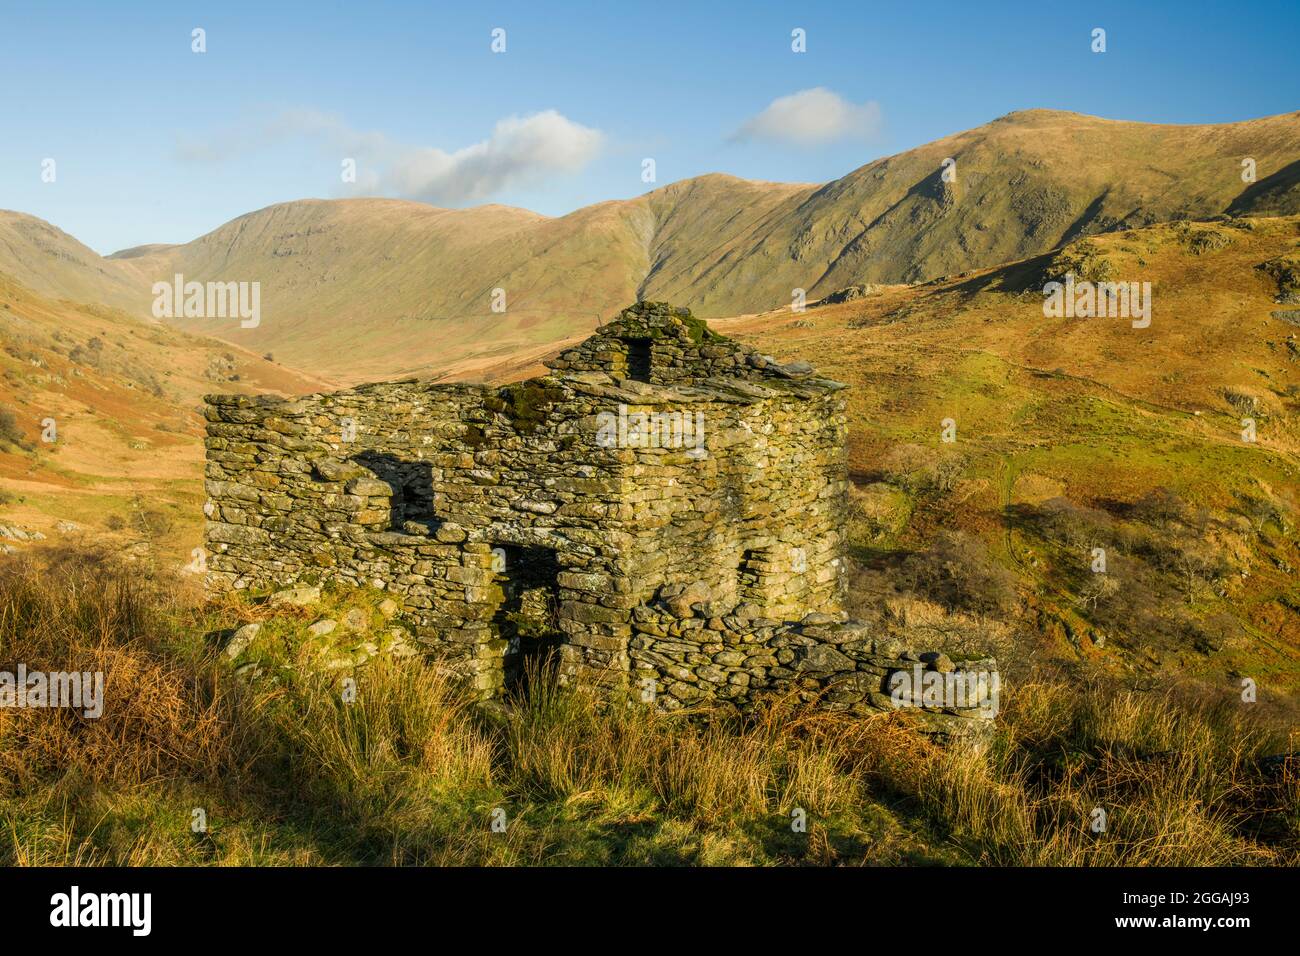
[3,108,1300,382]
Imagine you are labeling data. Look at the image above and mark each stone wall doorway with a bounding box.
[493,545,563,696]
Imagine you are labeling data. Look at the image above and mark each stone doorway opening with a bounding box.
[493,545,563,695]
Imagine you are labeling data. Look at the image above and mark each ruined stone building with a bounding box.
[203,302,994,731]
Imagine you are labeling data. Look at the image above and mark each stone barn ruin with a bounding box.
[203,302,995,733]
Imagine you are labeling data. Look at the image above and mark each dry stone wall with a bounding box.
[203,302,996,737]
[630,596,998,739]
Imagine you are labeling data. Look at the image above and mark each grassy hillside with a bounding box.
[652,110,1300,316]
[0,212,146,310]
[4,109,1299,383]
[0,274,329,562]
[1,213,1297,867]
[717,215,1300,697]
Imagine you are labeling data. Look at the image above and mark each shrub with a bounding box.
[1131,487,1190,530]
[134,509,174,538]
[1187,228,1232,256]
[1235,491,1291,535]
[1149,536,1232,601]
[901,532,1020,616]
[1224,387,1260,416]
[0,406,26,448]
[845,482,911,543]
[1076,572,1120,610]
[67,345,101,368]
[881,443,967,495]
[1036,496,1114,551]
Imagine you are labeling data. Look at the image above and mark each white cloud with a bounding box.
[388,111,604,204]
[732,88,882,145]
[174,109,603,206]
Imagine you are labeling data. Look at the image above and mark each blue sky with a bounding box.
[2,0,1297,254]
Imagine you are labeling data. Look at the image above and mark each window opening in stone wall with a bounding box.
[397,471,438,532]
[349,453,439,534]
[623,338,653,383]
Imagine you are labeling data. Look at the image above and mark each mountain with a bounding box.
[0,211,146,310]
[3,109,1300,383]
[106,243,179,260]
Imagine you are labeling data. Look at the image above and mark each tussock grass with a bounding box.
[0,551,1295,866]
[0,549,238,791]
[865,679,1298,865]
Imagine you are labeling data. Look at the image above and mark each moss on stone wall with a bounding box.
[680,314,723,344]
[491,381,565,434]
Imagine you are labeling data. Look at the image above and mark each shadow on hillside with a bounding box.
[1227,158,1300,216]
[946,249,1059,298]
